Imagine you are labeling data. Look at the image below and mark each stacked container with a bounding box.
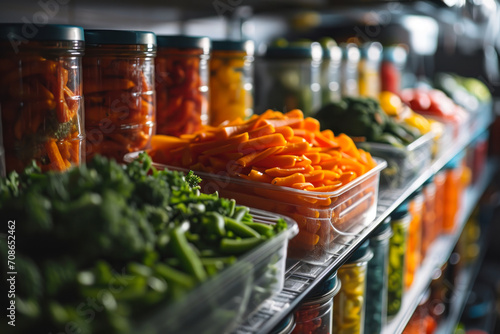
[155,35,210,136]
[83,30,156,162]
[0,24,85,172]
[210,40,254,126]
[405,188,424,289]
[333,241,373,334]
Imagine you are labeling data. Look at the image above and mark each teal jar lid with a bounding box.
[346,240,373,262]
[85,29,156,46]
[212,40,254,55]
[391,201,409,220]
[157,35,210,53]
[304,271,340,302]
[265,42,322,61]
[371,217,392,237]
[0,23,84,41]
[269,314,295,334]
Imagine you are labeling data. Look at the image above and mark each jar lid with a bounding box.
[303,271,340,303]
[0,23,84,41]
[84,29,156,46]
[346,240,372,262]
[359,42,382,62]
[391,201,409,220]
[157,35,210,53]
[269,314,295,334]
[341,43,360,62]
[323,45,342,61]
[212,40,254,55]
[382,46,407,65]
[371,217,391,237]
[265,42,322,61]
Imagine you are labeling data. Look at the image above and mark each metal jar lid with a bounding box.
[85,29,156,46]
[0,23,84,42]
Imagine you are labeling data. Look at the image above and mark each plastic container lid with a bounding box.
[391,201,409,220]
[157,35,210,53]
[265,42,322,61]
[269,314,295,334]
[85,29,156,46]
[0,23,84,41]
[382,46,407,65]
[371,217,392,238]
[304,271,340,301]
[347,240,372,263]
[212,40,254,56]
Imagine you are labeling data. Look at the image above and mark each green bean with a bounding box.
[220,237,264,254]
[154,263,196,289]
[232,206,249,222]
[170,227,207,282]
[242,221,274,236]
[224,217,261,238]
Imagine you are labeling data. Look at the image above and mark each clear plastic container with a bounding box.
[405,189,423,289]
[358,42,382,99]
[387,203,411,317]
[136,209,298,334]
[293,272,341,334]
[210,40,254,126]
[421,176,437,258]
[0,24,85,173]
[365,218,392,334]
[340,43,360,97]
[256,42,322,116]
[380,46,407,94]
[155,35,210,135]
[83,29,156,162]
[320,42,342,105]
[357,131,433,188]
[333,241,373,334]
[125,151,385,264]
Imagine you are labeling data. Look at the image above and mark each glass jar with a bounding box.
[405,188,423,290]
[0,24,85,173]
[320,41,342,105]
[257,42,322,116]
[387,203,411,317]
[156,35,210,136]
[380,46,407,94]
[271,314,296,334]
[293,272,341,334]
[83,29,156,162]
[421,176,437,258]
[365,218,392,334]
[358,42,382,99]
[434,170,446,236]
[443,154,465,233]
[403,290,437,334]
[333,241,373,334]
[210,40,254,126]
[340,43,360,97]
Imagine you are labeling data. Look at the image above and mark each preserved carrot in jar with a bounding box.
[421,176,437,257]
[156,36,210,136]
[434,170,446,236]
[0,24,85,173]
[210,40,254,126]
[83,30,156,162]
[406,189,423,289]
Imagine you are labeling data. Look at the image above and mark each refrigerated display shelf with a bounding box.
[382,158,498,334]
[235,110,494,334]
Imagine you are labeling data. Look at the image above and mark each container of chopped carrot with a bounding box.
[125,109,386,264]
[0,24,85,173]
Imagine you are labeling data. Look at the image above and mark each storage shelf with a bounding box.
[234,108,494,334]
[382,158,498,334]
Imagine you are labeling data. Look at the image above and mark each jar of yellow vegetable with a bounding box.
[0,24,85,173]
[358,42,382,99]
[209,40,254,126]
[387,202,411,317]
[333,241,373,334]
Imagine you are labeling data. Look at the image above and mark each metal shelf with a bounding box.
[234,108,494,334]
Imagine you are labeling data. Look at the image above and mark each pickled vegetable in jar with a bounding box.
[319,38,342,105]
[421,176,436,257]
[443,155,466,233]
[365,218,392,334]
[381,46,407,94]
[156,36,210,136]
[333,241,373,334]
[434,170,446,236]
[358,42,382,99]
[405,189,423,289]
[293,272,340,334]
[387,203,410,317]
[83,30,156,162]
[210,40,254,126]
[340,43,360,97]
[256,42,322,116]
[0,24,85,173]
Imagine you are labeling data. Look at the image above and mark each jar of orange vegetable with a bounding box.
[0,24,85,173]
[443,153,465,233]
[405,188,423,290]
[358,42,382,99]
[156,35,210,136]
[421,176,437,258]
[210,40,254,126]
[434,170,446,236]
[83,30,156,162]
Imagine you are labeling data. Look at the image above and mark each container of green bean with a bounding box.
[365,217,392,334]
[333,241,373,334]
[387,202,411,317]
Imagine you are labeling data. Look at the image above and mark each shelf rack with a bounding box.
[235,109,494,334]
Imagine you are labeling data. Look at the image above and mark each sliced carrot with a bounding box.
[293,129,314,143]
[274,126,295,140]
[272,173,306,187]
[45,140,66,171]
[236,146,283,167]
[292,182,315,190]
[284,109,304,119]
[292,230,319,246]
[247,123,275,139]
[321,129,335,140]
[304,170,325,183]
[265,167,308,177]
[303,117,320,132]
[254,155,298,168]
[193,132,249,153]
[247,169,274,183]
[279,141,310,155]
[151,135,188,151]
